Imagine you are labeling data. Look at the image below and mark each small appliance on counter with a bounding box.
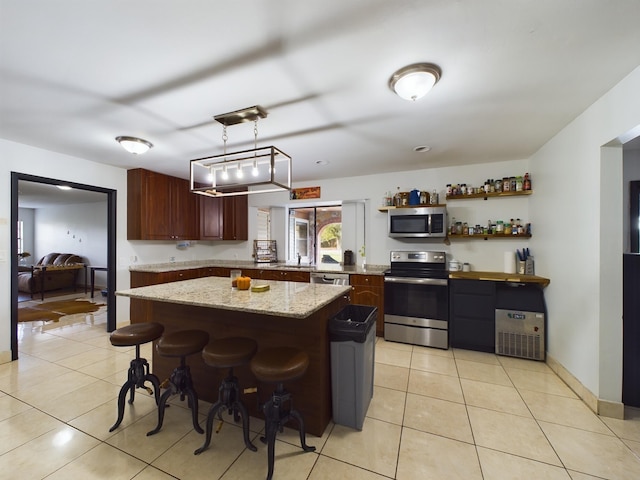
[448,259,462,271]
[343,250,354,265]
[253,240,277,263]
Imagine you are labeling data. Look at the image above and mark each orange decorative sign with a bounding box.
[290,186,321,200]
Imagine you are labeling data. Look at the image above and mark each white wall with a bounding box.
[34,202,109,288]
[529,65,640,402]
[0,139,131,359]
[251,158,531,271]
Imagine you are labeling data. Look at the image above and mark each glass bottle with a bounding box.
[516,176,523,191]
[502,177,510,192]
[523,173,531,191]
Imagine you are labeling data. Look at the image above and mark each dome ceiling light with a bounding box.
[389,63,442,101]
[115,136,153,154]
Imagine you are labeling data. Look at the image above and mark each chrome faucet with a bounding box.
[297,253,301,265]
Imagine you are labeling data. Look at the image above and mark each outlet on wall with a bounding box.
[170,256,175,262]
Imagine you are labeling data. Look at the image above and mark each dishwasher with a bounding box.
[310,272,350,286]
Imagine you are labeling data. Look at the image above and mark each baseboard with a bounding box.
[546,353,624,419]
[0,350,11,364]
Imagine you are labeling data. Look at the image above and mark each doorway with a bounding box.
[631,180,639,253]
[622,135,640,407]
[10,172,117,361]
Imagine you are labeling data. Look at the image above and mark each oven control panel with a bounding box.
[390,251,446,264]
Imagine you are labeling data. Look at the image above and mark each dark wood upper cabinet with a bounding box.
[128,168,247,241]
[127,168,199,240]
[199,192,248,241]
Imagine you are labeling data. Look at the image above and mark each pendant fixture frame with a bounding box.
[190,105,292,197]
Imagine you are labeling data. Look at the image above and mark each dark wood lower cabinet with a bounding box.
[350,274,385,337]
[135,294,348,437]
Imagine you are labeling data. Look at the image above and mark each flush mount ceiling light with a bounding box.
[190,105,292,197]
[389,63,441,101]
[115,136,153,154]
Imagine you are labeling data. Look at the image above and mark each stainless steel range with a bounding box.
[384,250,449,349]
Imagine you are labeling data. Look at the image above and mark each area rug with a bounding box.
[18,299,106,323]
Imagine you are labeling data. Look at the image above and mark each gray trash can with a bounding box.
[329,304,377,430]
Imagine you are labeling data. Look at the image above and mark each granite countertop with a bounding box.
[127,260,549,285]
[129,259,389,276]
[116,276,351,318]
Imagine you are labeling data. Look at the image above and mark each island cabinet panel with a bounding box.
[449,279,496,352]
[127,168,199,240]
[144,295,348,437]
[350,274,385,336]
[199,193,248,241]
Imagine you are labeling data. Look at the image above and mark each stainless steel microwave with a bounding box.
[388,206,447,238]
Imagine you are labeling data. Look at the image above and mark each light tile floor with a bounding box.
[3,294,640,479]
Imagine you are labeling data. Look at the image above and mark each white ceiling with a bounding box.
[2,0,640,187]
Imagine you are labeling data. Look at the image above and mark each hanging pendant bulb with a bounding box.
[252,160,259,177]
[236,164,244,179]
[221,164,229,180]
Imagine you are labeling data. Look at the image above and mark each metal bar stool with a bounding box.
[108,322,164,432]
[147,329,209,437]
[194,337,258,455]
[250,347,316,480]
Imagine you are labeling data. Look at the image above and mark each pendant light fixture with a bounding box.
[190,105,292,197]
[389,63,442,101]
[115,136,153,154]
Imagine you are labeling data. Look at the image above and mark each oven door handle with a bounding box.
[384,276,448,286]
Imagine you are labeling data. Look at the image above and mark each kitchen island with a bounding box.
[116,276,350,436]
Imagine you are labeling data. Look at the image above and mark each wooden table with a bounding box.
[30,264,87,301]
[117,277,351,436]
[87,266,108,298]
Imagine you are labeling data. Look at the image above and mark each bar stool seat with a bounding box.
[194,337,258,455]
[108,322,164,432]
[250,347,315,480]
[147,329,209,436]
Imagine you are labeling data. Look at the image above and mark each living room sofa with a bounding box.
[18,253,85,295]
